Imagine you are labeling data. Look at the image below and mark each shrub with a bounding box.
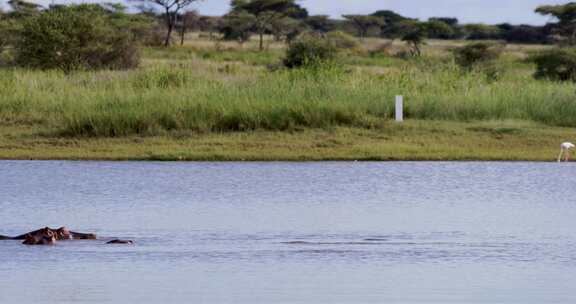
[452,42,504,70]
[326,31,360,50]
[283,34,338,68]
[528,48,576,82]
[15,4,140,71]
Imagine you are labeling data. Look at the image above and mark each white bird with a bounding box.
[558,142,575,162]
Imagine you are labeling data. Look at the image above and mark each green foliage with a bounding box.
[343,15,383,39]
[305,15,335,33]
[283,34,338,68]
[464,24,501,40]
[230,0,308,50]
[15,4,140,71]
[231,0,308,19]
[536,3,576,45]
[424,20,455,39]
[452,42,504,69]
[219,11,255,43]
[269,17,304,42]
[528,48,576,82]
[402,28,426,56]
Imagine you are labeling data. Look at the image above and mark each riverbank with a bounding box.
[0,120,570,161]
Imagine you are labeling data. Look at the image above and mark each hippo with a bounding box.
[22,228,56,245]
[106,239,134,245]
[0,227,97,245]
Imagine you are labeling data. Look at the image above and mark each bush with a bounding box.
[326,31,360,50]
[15,4,140,71]
[283,34,338,68]
[452,42,504,70]
[528,48,576,82]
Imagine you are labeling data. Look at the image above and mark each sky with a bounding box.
[2,0,571,25]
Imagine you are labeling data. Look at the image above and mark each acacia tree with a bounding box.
[219,10,255,44]
[402,28,426,56]
[343,15,383,40]
[179,10,199,45]
[536,3,576,45]
[133,0,203,46]
[231,0,308,51]
[305,15,335,35]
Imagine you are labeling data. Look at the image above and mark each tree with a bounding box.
[452,42,504,70]
[402,28,426,56]
[197,16,219,39]
[231,0,308,51]
[429,17,458,27]
[464,24,501,40]
[529,48,576,82]
[498,24,548,44]
[371,10,410,24]
[218,10,255,44]
[370,10,414,38]
[283,33,337,68]
[343,15,383,40]
[536,3,576,45]
[131,0,204,46]
[423,20,455,39]
[269,17,304,42]
[15,4,140,71]
[305,15,335,34]
[179,10,199,45]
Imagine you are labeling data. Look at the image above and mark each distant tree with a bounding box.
[498,24,548,44]
[370,10,414,38]
[343,14,383,40]
[218,10,255,44]
[423,20,455,39]
[536,3,576,45]
[380,19,419,40]
[429,17,458,27]
[197,16,219,39]
[371,10,409,24]
[464,24,501,40]
[269,17,305,42]
[305,15,335,34]
[283,33,338,68]
[178,10,199,45]
[402,28,426,56]
[131,0,204,46]
[452,42,504,70]
[231,0,308,51]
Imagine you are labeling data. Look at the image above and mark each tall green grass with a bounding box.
[1,57,575,137]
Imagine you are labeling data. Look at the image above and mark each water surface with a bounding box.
[1,161,575,303]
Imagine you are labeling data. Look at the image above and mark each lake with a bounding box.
[0,161,575,303]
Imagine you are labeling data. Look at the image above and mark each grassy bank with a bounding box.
[0,37,574,161]
[0,120,571,161]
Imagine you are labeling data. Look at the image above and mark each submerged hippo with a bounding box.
[0,227,98,245]
[22,228,57,245]
[106,239,134,244]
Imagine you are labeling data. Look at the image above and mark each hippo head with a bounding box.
[23,229,56,245]
[55,227,72,240]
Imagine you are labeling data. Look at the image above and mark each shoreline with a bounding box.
[0,120,571,162]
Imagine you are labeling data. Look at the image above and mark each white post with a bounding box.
[395,95,404,122]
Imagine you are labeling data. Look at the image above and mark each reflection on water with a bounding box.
[0,161,575,303]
